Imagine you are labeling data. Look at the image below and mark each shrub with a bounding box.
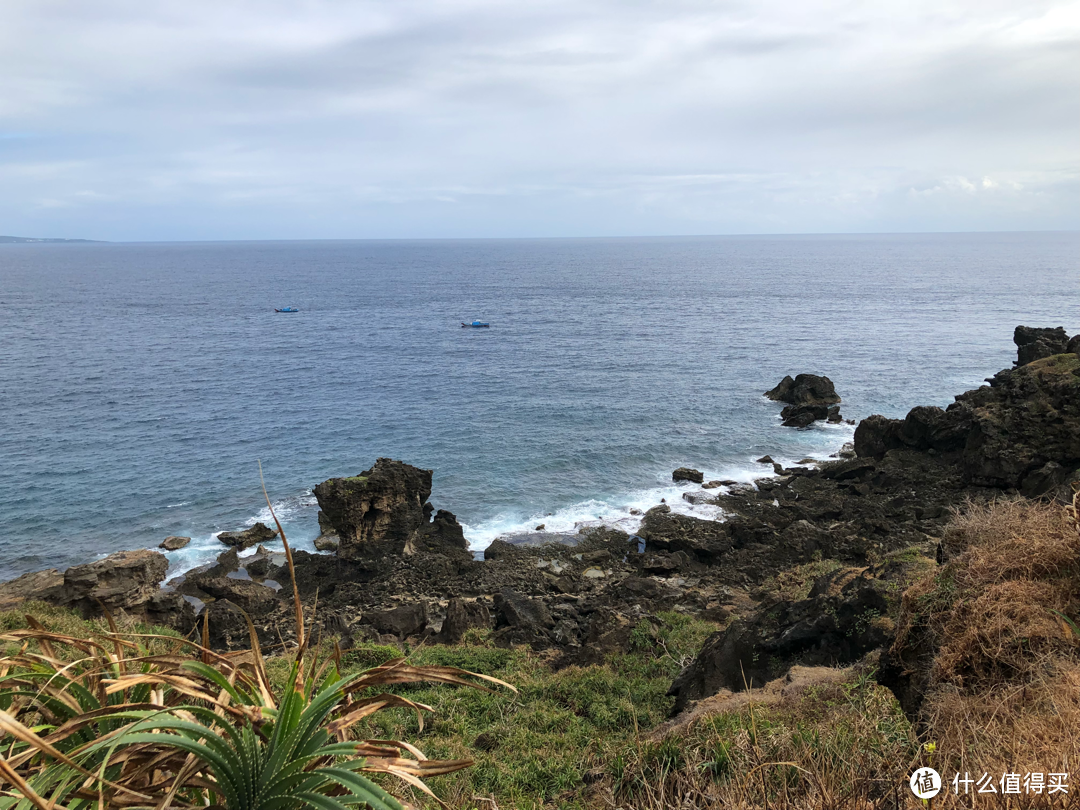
[0,474,513,809]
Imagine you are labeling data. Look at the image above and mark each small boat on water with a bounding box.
[275,306,299,313]
[461,320,490,328]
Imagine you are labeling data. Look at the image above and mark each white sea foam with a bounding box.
[246,491,319,526]
[459,460,782,552]
[162,493,321,580]
[162,431,856,573]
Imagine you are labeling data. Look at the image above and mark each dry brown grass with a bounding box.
[902,493,1080,795]
[598,665,919,810]
[597,494,1080,810]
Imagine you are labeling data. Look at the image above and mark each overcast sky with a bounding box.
[1,0,1077,240]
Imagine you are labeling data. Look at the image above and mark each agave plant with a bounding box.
[0,469,514,809]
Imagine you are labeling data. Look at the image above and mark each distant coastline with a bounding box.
[0,235,104,243]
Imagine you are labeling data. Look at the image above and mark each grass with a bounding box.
[607,667,917,809]
[891,493,1080,796]
[4,489,1075,808]
[321,612,719,809]
[759,557,846,603]
[0,605,716,810]
[0,478,514,810]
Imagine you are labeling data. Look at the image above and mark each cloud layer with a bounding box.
[1,0,1077,239]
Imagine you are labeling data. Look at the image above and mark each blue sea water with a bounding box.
[0,232,1077,581]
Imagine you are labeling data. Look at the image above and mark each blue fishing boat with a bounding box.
[275,306,299,313]
[461,320,490,328]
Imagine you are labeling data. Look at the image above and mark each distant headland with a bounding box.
[0,235,104,243]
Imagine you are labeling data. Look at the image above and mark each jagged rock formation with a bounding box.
[313,510,339,551]
[0,550,193,629]
[313,458,469,564]
[668,565,904,713]
[855,328,1080,492]
[1013,325,1070,366]
[766,373,843,427]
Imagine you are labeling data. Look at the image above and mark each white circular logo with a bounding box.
[910,768,942,799]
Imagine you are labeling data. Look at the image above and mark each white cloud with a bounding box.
[0,0,1076,238]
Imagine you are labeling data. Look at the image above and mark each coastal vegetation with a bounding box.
[2,330,1078,808]
[2,489,1078,808]
[0,504,514,810]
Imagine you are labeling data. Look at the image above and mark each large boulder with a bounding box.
[765,374,841,407]
[160,536,191,551]
[780,404,828,428]
[63,550,171,617]
[313,510,339,552]
[185,575,280,614]
[315,459,473,564]
[1014,325,1069,367]
[768,374,842,427]
[438,597,492,643]
[218,522,277,550]
[668,567,894,713]
[854,414,903,459]
[0,549,193,629]
[672,467,704,484]
[0,569,67,611]
[369,603,429,639]
[314,458,433,559]
[636,505,732,562]
[957,354,1080,488]
[493,588,555,648]
[404,509,470,558]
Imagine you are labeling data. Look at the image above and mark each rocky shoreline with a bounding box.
[2,324,1077,720]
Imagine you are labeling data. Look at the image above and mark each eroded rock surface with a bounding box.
[218,522,277,550]
[0,549,193,629]
[767,374,843,426]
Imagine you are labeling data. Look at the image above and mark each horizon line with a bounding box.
[4,228,1079,245]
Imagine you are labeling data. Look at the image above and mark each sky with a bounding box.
[1,0,1078,241]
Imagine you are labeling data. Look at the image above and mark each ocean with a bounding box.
[1,232,1077,581]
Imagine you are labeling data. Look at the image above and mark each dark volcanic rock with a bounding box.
[1014,325,1069,367]
[668,567,894,712]
[314,459,471,565]
[315,459,432,558]
[764,376,796,402]
[766,374,841,407]
[854,343,1079,487]
[438,597,492,642]
[637,505,732,562]
[405,509,471,561]
[218,522,277,550]
[959,355,1080,488]
[672,467,705,483]
[1018,461,1069,499]
[369,603,428,638]
[494,588,555,647]
[0,549,193,630]
[199,600,254,650]
[781,405,824,428]
[482,539,516,560]
[854,414,903,459]
[770,375,842,427]
[189,576,280,614]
